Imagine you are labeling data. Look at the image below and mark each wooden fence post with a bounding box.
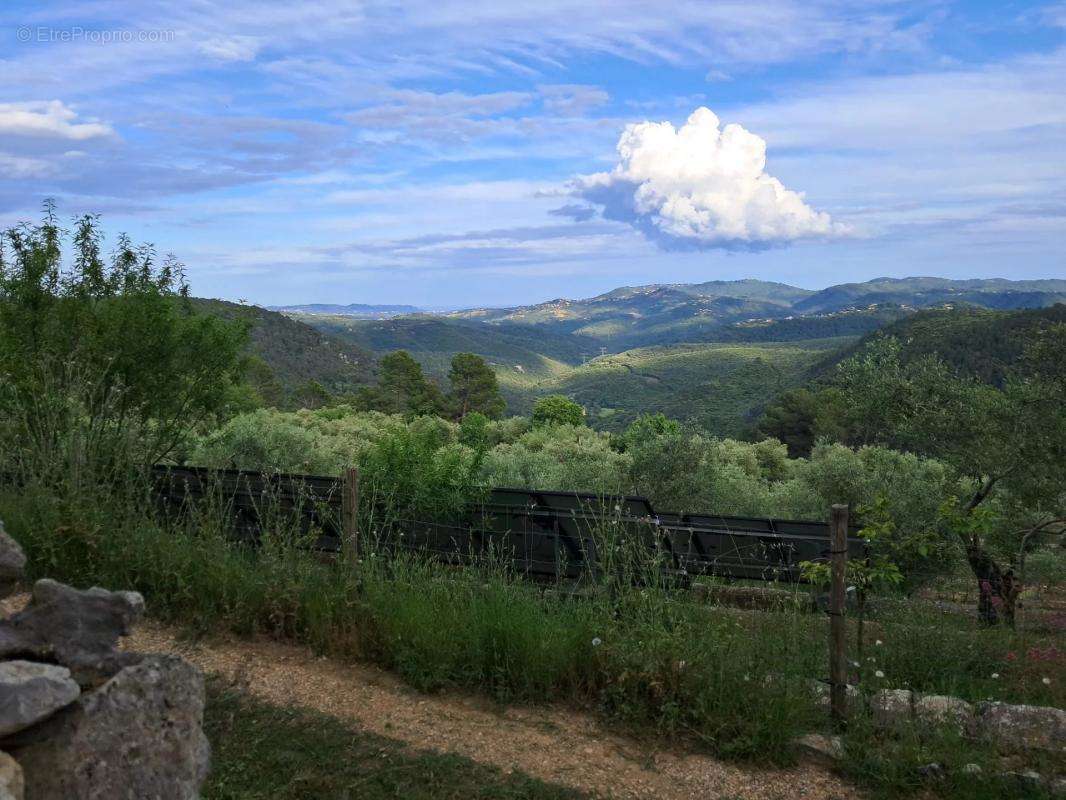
[829,503,849,723]
[342,467,360,562]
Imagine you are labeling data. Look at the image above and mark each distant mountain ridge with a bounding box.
[228,275,1066,434]
[267,302,422,318]
[440,276,1066,346]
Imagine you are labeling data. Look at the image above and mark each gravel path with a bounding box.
[124,620,861,800]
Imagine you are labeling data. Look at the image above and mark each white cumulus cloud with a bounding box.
[570,107,847,249]
[0,101,113,141]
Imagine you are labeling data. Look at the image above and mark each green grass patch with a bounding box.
[840,717,1061,800]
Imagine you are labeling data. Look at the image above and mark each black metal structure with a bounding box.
[151,466,865,583]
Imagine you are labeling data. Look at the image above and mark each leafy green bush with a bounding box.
[186,406,975,583]
[0,206,246,483]
[480,424,630,494]
[531,395,585,427]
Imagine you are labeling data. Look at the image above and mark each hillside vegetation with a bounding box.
[291,291,1066,436]
[811,304,1066,386]
[523,339,848,436]
[193,299,376,407]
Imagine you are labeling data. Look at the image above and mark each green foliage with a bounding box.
[192,298,375,409]
[357,418,484,524]
[625,430,705,511]
[189,404,973,583]
[532,395,585,427]
[377,350,448,416]
[457,411,490,450]
[756,387,851,458]
[447,352,505,420]
[619,412,682,449]
[480,424,629,495]
[292,379,331,410]
[835,333,1066,568]
[801,498,931,594]
[0,205,247,479]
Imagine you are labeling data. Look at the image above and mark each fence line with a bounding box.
[151,464,865,586]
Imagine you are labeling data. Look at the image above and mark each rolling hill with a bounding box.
[808,304,1066,387]
[277,276,1066,432]
[448,277,1066,345]
[193,299,376,404]
[524,339,851,437]
[791,277,1066,315]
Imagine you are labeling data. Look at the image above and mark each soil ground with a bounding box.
[123,619,860,800]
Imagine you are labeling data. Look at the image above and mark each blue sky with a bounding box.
[1,1,1063,308]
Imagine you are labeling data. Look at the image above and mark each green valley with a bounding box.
[283,277,1066,437]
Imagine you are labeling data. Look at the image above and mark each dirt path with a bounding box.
[124,621,860,800]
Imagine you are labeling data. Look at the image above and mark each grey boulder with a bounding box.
[973,701,1066,752]
[792,733,844,765]
[0,662,79,736]
[869,688,913,727]
[0,523,25,599]
[914,694,973,732]
[0,579,144,687]
[7,654,209,800]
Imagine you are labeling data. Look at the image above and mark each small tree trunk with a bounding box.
[966,540,1017,626]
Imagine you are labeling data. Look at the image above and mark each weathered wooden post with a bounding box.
[829,503,849,723]
[342,467,360,562]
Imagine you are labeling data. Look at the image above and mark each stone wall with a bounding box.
[0,522,209,800]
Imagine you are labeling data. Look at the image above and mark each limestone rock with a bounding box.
[973,701,1066,752]
[0,662,79,736]
[7,654,209,800]
[914,694,973,731]
[793,733,844,766]
[0,523,25,599]
[961,763,982,775]
[869,688,913,727]
[0,579,144,686]
[0,751,22,800]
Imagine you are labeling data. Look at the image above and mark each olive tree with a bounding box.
[835,333,1066,623]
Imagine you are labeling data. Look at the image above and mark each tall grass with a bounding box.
[2,472,1062,792]
[0,475,827,763]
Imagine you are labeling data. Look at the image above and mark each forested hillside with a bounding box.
[810,304,1066,385]
[531,339,848,436]
[192,299,376,407]
[792,277,1066,315]
[758,304,1066,456]
[285,280,1066,435]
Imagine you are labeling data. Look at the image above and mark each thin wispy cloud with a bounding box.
[0,0,1061,305]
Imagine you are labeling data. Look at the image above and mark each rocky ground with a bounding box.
[0,524,208,800]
